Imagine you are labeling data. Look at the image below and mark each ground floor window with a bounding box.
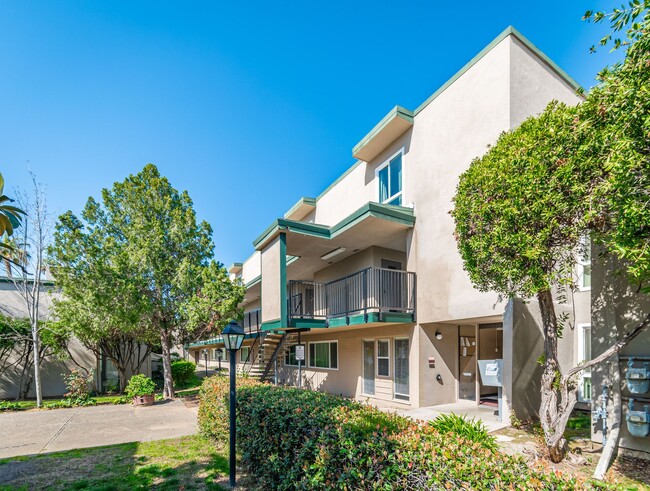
[394,338,409,400]
[578,324,592,402]
[309,341,338,369]
[285,345,299,366]
[363,340,375,395]
[240,346,250,362]
[377,339,390,377]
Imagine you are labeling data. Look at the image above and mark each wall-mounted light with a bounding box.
[321,247,346,261]
[435,331,443,340]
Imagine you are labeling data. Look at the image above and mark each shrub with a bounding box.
[428,412,497,451]
[63,368,94,404]
[200,384,586,490]
[125,374,156,398]
[171,360,198,388]
[198,375,262,441]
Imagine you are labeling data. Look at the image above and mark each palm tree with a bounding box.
[0,173,25,237]
[1,236,28,278]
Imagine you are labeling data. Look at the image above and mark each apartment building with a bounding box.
[189,26,592,423]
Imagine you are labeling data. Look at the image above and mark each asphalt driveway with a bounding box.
[0,399,198,458]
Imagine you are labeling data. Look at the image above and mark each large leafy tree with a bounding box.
[452,7,650,463]
[49,164,244,398]
[452,103,602,462]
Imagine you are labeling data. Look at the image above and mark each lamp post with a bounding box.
[222,320,244,489]
[203,349,208,377]
[216,348,223,373]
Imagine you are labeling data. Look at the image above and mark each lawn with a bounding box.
[0,435,230,491]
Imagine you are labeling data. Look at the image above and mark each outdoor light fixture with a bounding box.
[435,331,443,340]
[320,247,346,261]
[222,320,244,488]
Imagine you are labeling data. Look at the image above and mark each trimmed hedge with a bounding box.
[171,360,196,387]
[200,382,588,490]
[198,375,262,441]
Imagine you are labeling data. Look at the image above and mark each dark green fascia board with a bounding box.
[415,26,583,116]
[289,318,327,329]
[284,197,317,219]
[188,331,260,348]
[261,319,283,331]
[253,202,415,250]
[352,105,414,158]
[0,276,56,286]
[382,312,415,323]
[244,275,261,289]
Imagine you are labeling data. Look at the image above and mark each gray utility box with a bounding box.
[626,360,650,394]
[626,400,650,438]
[478,359,503,387]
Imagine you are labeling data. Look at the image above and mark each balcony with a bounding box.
[288,267,416,328]
[242,309,261,333]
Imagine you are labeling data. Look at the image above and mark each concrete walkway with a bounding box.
[377,400,509,433]
[0,399,198,459]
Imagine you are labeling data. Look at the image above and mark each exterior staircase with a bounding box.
[246,331,298,383]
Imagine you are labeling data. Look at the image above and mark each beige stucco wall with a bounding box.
[312,246,407,284]
[242,251,261,285]
[591,253,650,456]
[418,323,459,406]
[260,237,283,323]
[278,324,418,408]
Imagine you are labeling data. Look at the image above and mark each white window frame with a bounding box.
[577,323,592,402]
[284,344,300,367]
[240,346,250,363]
[375,148,404,206]
[376,339,390,377]
[577,236,591,291]
[308,340,338,370]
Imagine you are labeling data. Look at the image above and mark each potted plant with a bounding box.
[125,374,157,406]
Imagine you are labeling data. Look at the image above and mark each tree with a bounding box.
[8,174,53,406]
[49,164,245,399]
[452,103,603,461]
[0,172,26,270]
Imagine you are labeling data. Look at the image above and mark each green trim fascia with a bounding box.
[382,312,415,323]
[279,233,287,328]
[253,202,415,249]
[352,105,414,157]
[188,331,261,348]
[245,275,261,289]
[415,26,582,116]
[0,276,56,286]
[289,318,327,329]
[327,317,348,328]
[284,197,317,219]
[261,319,283,331]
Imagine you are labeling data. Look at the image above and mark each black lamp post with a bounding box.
[216,348,223,373]
[222,320,245,489]
[203,349,208,377]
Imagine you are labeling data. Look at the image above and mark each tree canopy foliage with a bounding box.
[50,164,245,397]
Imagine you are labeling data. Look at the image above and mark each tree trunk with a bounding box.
[117,366,128,394]
[31,320,42,408]
[594,358,621,480]
[161,330,175,399]
[537,289,573,463]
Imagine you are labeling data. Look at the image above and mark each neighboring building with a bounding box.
[189,25,595,425]
[0,278,152,399]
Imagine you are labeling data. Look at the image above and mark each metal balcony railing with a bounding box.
[288,267,416,323]
[242,308,261,333]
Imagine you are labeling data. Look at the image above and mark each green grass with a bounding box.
[0,435,229,490]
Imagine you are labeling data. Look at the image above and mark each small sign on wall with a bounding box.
[295,344,305,361]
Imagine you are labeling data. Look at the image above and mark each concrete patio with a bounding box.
[378,400,509,433]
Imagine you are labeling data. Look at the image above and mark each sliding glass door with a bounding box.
[394,338,409,400]
[363,341,375,395]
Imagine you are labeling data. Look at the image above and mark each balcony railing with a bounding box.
[288,267,416,324]
[242,308,261,333]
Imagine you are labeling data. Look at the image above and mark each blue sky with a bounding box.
[1,1,622,267]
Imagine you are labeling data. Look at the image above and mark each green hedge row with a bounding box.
[200,381,585,490]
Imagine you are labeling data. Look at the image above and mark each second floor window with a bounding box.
[578,236,591,290]
[378,152,403,206]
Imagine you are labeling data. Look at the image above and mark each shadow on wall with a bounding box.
[591,252,650,455]
[510,299,544,421]
[281,368,327,393]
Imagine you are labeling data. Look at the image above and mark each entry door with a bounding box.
[363,341,375,395]
[394,338,410,400]
[458,326,477,401]
[380,259,404,311]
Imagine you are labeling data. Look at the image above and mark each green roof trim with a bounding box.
[244,275,261,289]
[252,202,416,250]
[284,196,317,219]
[414,26,582,116]
[352,105,414,158]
